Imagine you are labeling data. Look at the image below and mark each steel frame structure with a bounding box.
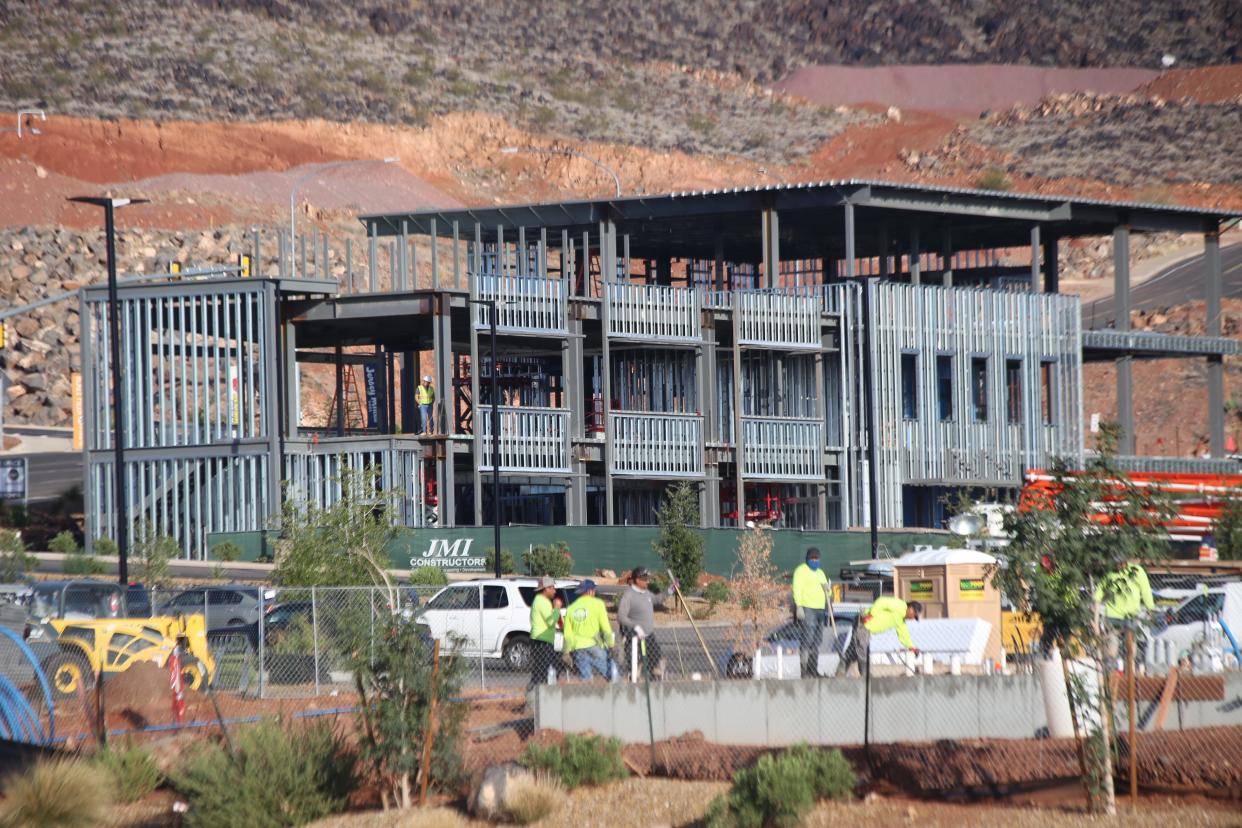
[79,181,1238,556]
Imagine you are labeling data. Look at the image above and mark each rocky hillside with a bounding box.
[2,1,1237,161]
[969,92,1242,186]
[0,225,289,426]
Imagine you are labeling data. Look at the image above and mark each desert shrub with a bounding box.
[48,530,79,555]
[703,581,731,605]
[212,541,243,563]
[173,718,356,828]
[93,537,119,557]
[268,613,316,656]
[975,166,1011,191]
[64,550,106,576]
[0,758,112,828]
[133,526,178,590]
[354,618,467,809]
[0,529,34,581]
[523,542,573,578]
[94,741,163,803]
[520,734,628,789]
[705,744,854,828]
[410,566,450,586]
[505,774,566,824]
[485,547,518,575]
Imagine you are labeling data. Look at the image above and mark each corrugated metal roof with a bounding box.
[361,177,1240,225]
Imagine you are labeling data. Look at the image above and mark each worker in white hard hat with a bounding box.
[416,375,436,434]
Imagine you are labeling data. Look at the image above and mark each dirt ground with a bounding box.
[109,780,1242,828]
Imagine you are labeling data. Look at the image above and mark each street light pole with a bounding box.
[288,157,398,278]
[467,298,504,578]
[68,196,149,584]
[500,146,622,198]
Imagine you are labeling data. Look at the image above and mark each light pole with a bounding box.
[68,196,149,584]
[500,146,622,198]
[289,157,398,278]
[466,298,503,578]
[2,109,46,138]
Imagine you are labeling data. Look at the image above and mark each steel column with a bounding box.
[601,220,615,524]
[941,227,953,287]
[1206,226,1224,457]
[1029,225,1042,292]
[1044,234,1059,293]
[1114,224,1135,454]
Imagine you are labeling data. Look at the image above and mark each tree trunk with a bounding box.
[1090,592,1117,816]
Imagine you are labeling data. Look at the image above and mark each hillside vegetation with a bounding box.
[1,1,1237,161]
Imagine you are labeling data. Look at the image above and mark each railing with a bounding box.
[473,273,567,334]
[283,437,425,527]
[1082,329,1242,356]
[735,290,820,349]
[610,411,704,476]
[478,406,571,473]
[741,417,824,480]
[1112,455,1242,475]
[607,282,701,341]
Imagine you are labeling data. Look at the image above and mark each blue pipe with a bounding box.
[0,627,55,745]
[1220,618,1241,665]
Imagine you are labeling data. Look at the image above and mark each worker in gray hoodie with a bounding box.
[617,566,664,680]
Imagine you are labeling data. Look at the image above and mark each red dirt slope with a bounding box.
[776,64,1158,114]
[1141,65,1242,102]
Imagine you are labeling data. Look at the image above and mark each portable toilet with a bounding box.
[892,546,1002,662]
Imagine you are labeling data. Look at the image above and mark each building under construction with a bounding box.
[79,181,1239,555]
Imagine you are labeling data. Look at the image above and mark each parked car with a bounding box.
[125,581,152,617]
[208,600,310,650]
[416,577,579,670]
[156,585,276,628]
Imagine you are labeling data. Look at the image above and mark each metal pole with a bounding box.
[490,299,502,579]
[1127,628,1138,803]
[103,202,130,584]
[861,279,879,556]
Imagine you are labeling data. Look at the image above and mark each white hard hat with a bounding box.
[423,375,433,382]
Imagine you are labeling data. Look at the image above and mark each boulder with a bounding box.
[469,761,534,820]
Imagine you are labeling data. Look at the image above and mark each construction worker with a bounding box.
[1094,561,1155,622]
[1095,561,1155,666]
[529,576,559,688]
[563,579,615,681]
[416,375,436,434]
[791,548,830,678]
[618,566,663,680]
[835,596,922,677]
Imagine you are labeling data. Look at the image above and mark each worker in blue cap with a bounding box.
[562,579,615,681]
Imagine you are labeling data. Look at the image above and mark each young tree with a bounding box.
[992,424,1172,815]
[653,481,705,590]
[1209,490,1242,561]
[354,619,467,809]
[727,525,784,659]
[273,467,399,601]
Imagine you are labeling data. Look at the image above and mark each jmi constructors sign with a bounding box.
[408,536,487,570]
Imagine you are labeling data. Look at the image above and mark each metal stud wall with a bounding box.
[82,281,278,556]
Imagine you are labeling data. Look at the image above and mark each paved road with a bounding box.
[2,452,82,502]
[1082,242,1242,329]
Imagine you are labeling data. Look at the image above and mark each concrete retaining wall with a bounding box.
[533,673,1242,746]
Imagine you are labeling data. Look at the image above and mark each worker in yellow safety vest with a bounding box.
[791,548,830,677]
[835,596,922,677]
[416,375,436,434]
[563,579,615,681]
[528,575,559,688]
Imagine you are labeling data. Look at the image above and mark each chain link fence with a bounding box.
[0,573,1238,797]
